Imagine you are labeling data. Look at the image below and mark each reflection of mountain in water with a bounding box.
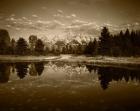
[0,62,140,90]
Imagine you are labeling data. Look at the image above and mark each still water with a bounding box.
[0,62,140,111]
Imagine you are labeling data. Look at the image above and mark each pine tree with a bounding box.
[84,41,94,55]
[124,29,132,56]
[0,29,11,55]
[11,38,16,55]
[15,38,28,55]
[35,39,44,55]
[29,35,37,55]
[92,38,98,56]
[98,27,111,56]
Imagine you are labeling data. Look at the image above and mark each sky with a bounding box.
[0,0,140,40]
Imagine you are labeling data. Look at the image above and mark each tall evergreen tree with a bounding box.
[15,38,28,55]
[10,38,16,55]
[35,39,44,55]
[84,38,98,56]
[29,35,37,55]
[98,27,112,56]
[0,29,11,55]
[92,38,98,56]
[84,41,94,55]
[124,29,132,56]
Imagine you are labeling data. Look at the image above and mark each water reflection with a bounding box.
[0,62,140,90]
[0,63,10,83]
[29,63,38,76]
[34,62,44,76]
[29,63,44,76]
[86,65,140,90]
[15,63,29,79]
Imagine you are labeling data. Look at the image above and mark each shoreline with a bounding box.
[0,55,139,69]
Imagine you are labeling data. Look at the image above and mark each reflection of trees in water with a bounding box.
[11,63,16,73]
[99,67,140,90]
[34,62,44,76]
[0,61,139,91]
[86,65,98,73]
[29,62,44,76]
[0,63,11,83]
[15,63,28,79]
[29,63,38,76]
[86,65,140,90]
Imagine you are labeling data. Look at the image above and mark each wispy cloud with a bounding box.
[57,9,63,14]
[32,14,38,18]
[53,9,77,20]
[65,19,101,36]
[3,10,140,39]
[5,15,65,31]
[71,14,76,18]
[2,12,103,37]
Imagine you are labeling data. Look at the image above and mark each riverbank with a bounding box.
[58,55,140,69]
[0,55,140,68]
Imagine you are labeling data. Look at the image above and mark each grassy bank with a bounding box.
[0,55,139,68]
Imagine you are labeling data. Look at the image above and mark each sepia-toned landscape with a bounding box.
[0,0,140,111]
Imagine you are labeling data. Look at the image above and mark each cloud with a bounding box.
[65,19,101,36]
[53,9,65,19]
[22,17,28,20]
[57,9,63,14]
[32,14,38,18]
[65,16,71,19]
[5,16,65,31]
[6,24,11,28]
[53,13,64,18]
[53,9,77,20]
[5,11,140,39]
[65,14,77,20]
[71,14,76,18]
[53,20,65,26]
[4,13,101,37]
[71,20,88,26]
[35,20,65,30]
[10,14,15,17]
[135,22,140,26]
[9,17,15,21]
[15,27,21,31]
[45,20,65,29]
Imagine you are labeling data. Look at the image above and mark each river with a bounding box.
[0,61,140,111]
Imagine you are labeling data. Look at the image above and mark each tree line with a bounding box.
[0,31,45,55]
[0,27,140,56]
[85,27,140,56]
[10,35,45,55]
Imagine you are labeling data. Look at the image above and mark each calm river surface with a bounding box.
[0,61,140,111]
